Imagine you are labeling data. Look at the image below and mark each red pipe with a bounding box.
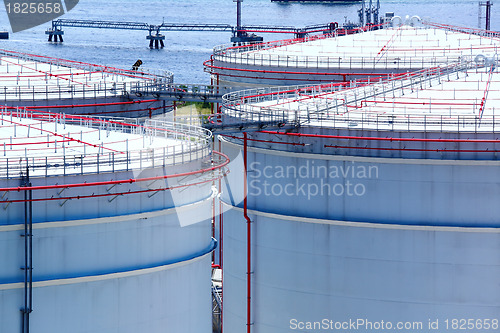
[0,151,229,192]
[0,57,90,87]
[204,59,394,77]
[0,176,221,204]
[0,108,195,139]
[2,116,120,153]
[324,144,500,153]
[0,48,160,79]
[218,137,224,333]
[223,134,305,146]
[243,132,252,333]
[203,67,383,84]
[375,25,402,58]
[479,65,495,119]
[259,131,500,144]
[216,68,223,333]
[23,99,160,109]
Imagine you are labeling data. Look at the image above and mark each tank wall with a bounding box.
[220,129,500,333]
[222,206,500,333]
[0,197,212,283]
[0,253,212,333]
[1,161,210,224]
[2,97,170,118]
[281,127,500,161]
[223,128,500,161]
[220,136,500,227]
[212,59,411,87]
[0,151,215,332]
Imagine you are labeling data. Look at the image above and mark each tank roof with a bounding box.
[0,49,173,101]
[0,111,211,177]
[224,59,500,133]
[260,26,498,59]
[216,23,500,70]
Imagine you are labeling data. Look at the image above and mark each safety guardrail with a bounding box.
[0,110,213,179]
[218,58,500,133]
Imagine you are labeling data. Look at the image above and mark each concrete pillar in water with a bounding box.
[147,33,165,49]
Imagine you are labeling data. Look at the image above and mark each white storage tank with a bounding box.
[0,110,228,333]
[206,20,500,87]
[218,58,500,332]
[0,49,173,117]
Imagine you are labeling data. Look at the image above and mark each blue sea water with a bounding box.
[0,0,498,83]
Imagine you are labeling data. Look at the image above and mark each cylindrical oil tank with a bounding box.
[206,22,500,87]
[0,50,173,118]
[0,111,227,333]
[218,62,500,332]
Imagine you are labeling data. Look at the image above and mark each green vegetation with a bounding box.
[181,101,212,115]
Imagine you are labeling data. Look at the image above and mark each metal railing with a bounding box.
[1,82,131,102]
[0,49,174,102]
[0,111,213,179]
[0,49,174,81]
[423,21,500,39]
[210,22,500,71]
[212,46,489,71]
[212,281,222,333]
[218,59,500,133]
[223,60,473,105]
[130,81,247,103]
[0,78,174,103]
[212,22,384,57]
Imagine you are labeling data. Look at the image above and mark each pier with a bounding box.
[45,19,341,48]
[44,0,382,48]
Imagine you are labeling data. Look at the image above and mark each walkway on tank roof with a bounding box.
[0,110,211,177]
[218,59,500,133]
[213,22,500,71]
[0,50,173,102]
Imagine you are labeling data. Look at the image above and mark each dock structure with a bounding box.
[45,19,234,48]
[45,19,341,48]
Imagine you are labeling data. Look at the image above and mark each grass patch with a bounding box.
[181,101,212,115]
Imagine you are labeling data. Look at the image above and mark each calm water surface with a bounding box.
[0,0,497,83]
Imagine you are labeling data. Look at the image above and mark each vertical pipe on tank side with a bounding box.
[211,75,216,265]
[243,132,252,333]
[23,174,28,333]
[21,166,33,333]
[214,71,224,333]
[28,177,32,333]
[212,185,216,263]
